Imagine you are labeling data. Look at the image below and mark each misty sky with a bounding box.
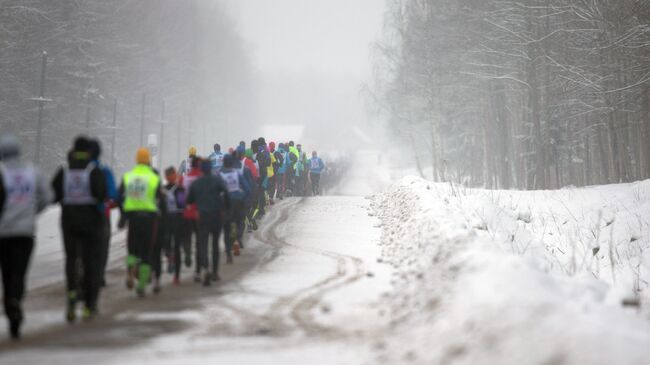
[223,0,385,150]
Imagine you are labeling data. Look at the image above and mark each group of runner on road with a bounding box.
[0,134,327,340]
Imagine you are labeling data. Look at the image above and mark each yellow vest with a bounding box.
[122,164,159,213]
[267,152,276,178]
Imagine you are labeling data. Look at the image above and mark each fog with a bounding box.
[2,1,648,188]
[223,0,385,154]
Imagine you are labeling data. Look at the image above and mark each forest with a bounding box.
[0,0,256,174]
[371,0,650,189]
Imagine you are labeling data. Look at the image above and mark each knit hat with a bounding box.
[244,148,254,159]
[136,147,151,165]
[223,154,234,168]
[0,135,20,160]
[188,146,197,156]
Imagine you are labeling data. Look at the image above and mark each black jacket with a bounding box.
[186,174,230,218]
[51,151,107,231]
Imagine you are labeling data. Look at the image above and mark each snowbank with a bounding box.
[370,177,650,365]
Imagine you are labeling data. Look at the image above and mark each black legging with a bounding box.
[197,213,222,275]
[158,213,185,278]
[99,218,111,285]
[62,225,102,311]
[126,212,158,269]
[224,199,246,254]
[0,237,34,325]
[311,173,321,196]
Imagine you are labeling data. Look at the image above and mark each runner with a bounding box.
[308,151,326,196]
[234,147,256,240]
[286,141,299,194]
[255,138,271,217]
[266,142,277,205]
[179,156,202,281]
[52,136,107,321]
[162,167,186,285]
[186,159,230,286]
[220,154,250,262]
[208,143,224,175]
[178,146,197,176]
[269,141,281,202]
[88,139,118,288]
[0,135,52,339]
[276,143,288,200]
[243,148,260,232]
[118,148,163,297]
[295,144,307,196]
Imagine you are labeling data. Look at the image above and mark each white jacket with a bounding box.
[0,157,52,238]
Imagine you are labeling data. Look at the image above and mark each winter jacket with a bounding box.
[186,173,230,218]
[52,151,107,232]
[179,167,202,220]
[208,151,224,174]
[242,157,259,180]
[0,158,52,238]
[233,159,255,200]
[220,168,251,201]
[308,157,325,174]
[256,149,270,179]
[163,182,186,215]
[94,160,117,219]
[277,148,288,174]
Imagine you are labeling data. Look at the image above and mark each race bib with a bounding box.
[221,171,241,193]
[126,177,149,201]
[2,166,35,206]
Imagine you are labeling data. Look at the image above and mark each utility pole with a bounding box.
[85,104,91,134]
[177,117,181,165]
[188,113,193,147]
[159,100,166,171]
[140,93,146,146]
[111,99,117,168]
[29,51,52,164]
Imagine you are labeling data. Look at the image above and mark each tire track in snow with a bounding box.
[254,198,368,338]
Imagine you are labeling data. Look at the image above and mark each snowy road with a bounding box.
[0,191,392,364]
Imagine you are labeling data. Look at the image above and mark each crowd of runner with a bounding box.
[0,134,327,340]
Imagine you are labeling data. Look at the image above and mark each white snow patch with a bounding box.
[369,177,650,364]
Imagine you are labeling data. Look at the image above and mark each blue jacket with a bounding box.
[277,148,288,174]
[308,157,325,174]
[233,159,255,201]
[208,151,224,173]
[95,160,117,215]
[220,167,250,201]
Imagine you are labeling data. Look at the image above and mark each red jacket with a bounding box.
[242,158,259,180]
[179,167,202,220]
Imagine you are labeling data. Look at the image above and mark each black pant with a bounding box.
[247,183,259,221]
[62,226,102,311]
[224,200,245,254]
[126,213,158,267]
[268,175,277,200]
[99,218,111,284]
[0,237,33,325]
[257,181,266,215]
[160,213,184,278]
[311,173,321,196]
[184,219,199,274]
[197,213,222,274]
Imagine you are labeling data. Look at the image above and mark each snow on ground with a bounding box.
[369,177,650,364]
[0,151,393,365]
[5,148,650,364]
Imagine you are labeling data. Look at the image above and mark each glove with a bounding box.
[117,215,127,230]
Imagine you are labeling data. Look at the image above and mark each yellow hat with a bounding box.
[188,146,197,156]
[136,147,151,165]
